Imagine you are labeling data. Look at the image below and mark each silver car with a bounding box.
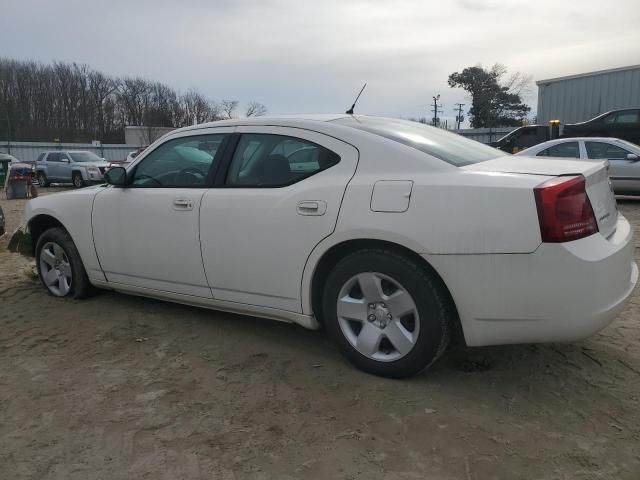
[517,137,640,195]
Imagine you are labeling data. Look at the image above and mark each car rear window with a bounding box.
[333,116,504,166]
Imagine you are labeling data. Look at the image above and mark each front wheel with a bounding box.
[37,172,49,187]
[72,172,85,188]
[322,249,452,378]
[36,227,93,299]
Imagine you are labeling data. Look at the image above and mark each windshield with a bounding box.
[333,116,505,166]
[69,151,102,162]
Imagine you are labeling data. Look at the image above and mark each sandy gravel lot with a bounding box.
[1,188,639,479]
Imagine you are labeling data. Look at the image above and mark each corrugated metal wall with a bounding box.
[0,142,141,162]
[537,66,640,124]
[457,127,515,144]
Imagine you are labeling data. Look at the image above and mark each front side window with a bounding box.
[585,141,631,160]
[226,134,340,187]
[131,134,226,187]
[536,142,579,158]
[46,153,62,162]
[333,116,504,166]
[69,151,102,162]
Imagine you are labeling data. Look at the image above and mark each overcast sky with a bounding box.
[2,0,639,126]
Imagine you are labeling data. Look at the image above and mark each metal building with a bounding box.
[536,65,640,124]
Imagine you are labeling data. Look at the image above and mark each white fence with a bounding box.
[0,141,142,163]
[457,127,515,144]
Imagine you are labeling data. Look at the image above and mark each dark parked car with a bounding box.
[563,108,640,145]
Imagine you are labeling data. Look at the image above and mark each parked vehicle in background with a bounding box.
[9,115,637,378]
[0,153,21,164]
[126,147,147,163]
[563,108,640,145]
[491,108,640,153]
[516,137,640,195]
[35,151,110,188]
[0,206,4,236]
[489,125,553,153]
[4,161,38,199]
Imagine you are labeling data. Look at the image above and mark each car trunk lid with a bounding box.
[464,157,618,238]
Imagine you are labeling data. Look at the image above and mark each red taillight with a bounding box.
[534,175,598,243]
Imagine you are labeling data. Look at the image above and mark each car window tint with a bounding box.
[131,134,226,187]
[47,153,61,162]
[537,142,579,158]
[614,111,639,124]
[585,141,631,159]
[333,116,504,166]
[226,134,340,187]
[36,153,45,162]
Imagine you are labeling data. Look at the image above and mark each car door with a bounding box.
[200,126,358,312]
[585,140,639,193]
[45,152,64,180]
[92,129,233,298]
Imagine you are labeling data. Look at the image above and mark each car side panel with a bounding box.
[23,186,106,282]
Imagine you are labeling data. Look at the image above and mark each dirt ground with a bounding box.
[1,188,639,480]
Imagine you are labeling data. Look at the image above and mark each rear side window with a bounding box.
[536,142,579,158]
[605,110,639,124]
[226,134,340,187]
[585,142,631,159]
[333,116,504,166]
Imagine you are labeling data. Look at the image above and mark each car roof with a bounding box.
[176,114,351,133]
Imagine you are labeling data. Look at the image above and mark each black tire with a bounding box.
[35,227,94,299]
[322,249,452,378]
[37,172,49,187]
[72,172,85,188]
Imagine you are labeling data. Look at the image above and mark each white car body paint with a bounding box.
[17,115,637,346]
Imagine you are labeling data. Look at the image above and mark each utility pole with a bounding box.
[431,94,443,127]
[454,103,465,130]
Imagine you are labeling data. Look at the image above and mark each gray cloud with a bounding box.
[1,0,639,124]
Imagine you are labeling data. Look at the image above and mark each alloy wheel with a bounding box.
[39,241,72,296]
[336,272,420,362]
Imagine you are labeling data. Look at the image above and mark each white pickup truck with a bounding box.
[35,151,111,188]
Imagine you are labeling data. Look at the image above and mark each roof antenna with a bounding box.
[346,83,367,114]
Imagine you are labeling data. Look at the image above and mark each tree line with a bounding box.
[0,58,266,143]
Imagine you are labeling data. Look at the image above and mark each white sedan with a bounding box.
[8,115,638,378]
[516,137,640,195]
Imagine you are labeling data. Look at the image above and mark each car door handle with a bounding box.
[173,198,194,211]
[297,200,327,216]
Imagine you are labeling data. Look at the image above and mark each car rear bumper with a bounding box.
[425,214,637,346]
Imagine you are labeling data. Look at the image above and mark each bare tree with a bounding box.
[245,101,267,117]
[220,99,239,119]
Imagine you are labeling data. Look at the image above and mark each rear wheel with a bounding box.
[36,227,93,299]
[322,249,452,378]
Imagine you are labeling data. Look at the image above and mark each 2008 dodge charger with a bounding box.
[9,115,638,378]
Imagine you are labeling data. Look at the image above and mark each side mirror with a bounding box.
[627,153,640,162]
[104,167,127,186]
[62,157,70,163]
